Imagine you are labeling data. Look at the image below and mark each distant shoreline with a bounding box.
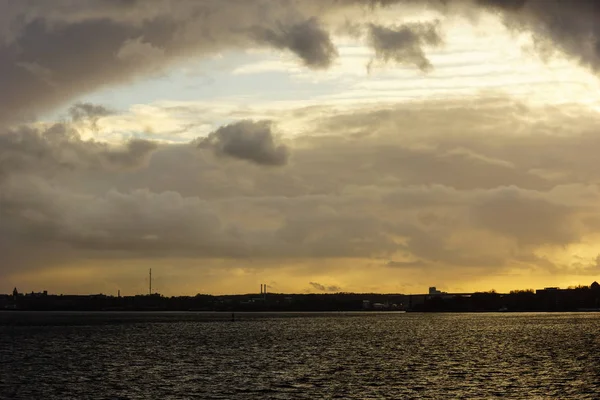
[3,285,600,313]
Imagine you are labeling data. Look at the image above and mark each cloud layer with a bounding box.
[2,0,600,125]
[3,1,600,294]
[3,99,600,289]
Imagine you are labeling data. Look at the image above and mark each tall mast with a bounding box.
[149,268,152,295]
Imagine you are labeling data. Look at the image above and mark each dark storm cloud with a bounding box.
[251,18,338,69]
[198,120,289,166]
[367,21,443,71]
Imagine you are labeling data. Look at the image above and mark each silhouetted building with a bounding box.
[429,287,443,295]
[26,291,48,297]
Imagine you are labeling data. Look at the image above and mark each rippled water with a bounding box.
[1,312,599,399]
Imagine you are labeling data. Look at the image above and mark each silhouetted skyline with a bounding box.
[3,281,600,313]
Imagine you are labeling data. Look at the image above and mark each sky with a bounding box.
[2,0,600,296]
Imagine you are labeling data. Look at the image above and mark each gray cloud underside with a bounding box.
[198,120,290,166]
[367,21,443,72]
[251,18,338,69]
[3,99,600,278]
[1,0,600,124]
[69,102,112,122]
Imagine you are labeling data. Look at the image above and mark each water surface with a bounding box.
[1,312,598,399]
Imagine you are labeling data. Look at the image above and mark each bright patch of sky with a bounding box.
[52,11,600,144]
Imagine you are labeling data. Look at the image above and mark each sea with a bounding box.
[1,311,599,399]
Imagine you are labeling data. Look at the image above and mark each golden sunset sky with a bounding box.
[2,0,600,295]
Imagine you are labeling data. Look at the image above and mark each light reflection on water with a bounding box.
[1,312,599,399]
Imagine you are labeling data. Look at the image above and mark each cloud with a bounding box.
[116,36,166,63]
[309,282,341,292]
[198,120,289,166]
[4,98,600,279]
[0,122,158,179]
[367,21,443,72]
[474,0,600,71]
[5,1,600,294]
[2,0,600,126]
[68,102,113,131]
[363,1,600,75]
[0,0,359,124]
[68,102,113,122]
[469,187,577,246]
[102,139,159,170]
[0,14,142,124]
[3,96,600,298]
[476,0,527,10]
[251,18,338,69]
